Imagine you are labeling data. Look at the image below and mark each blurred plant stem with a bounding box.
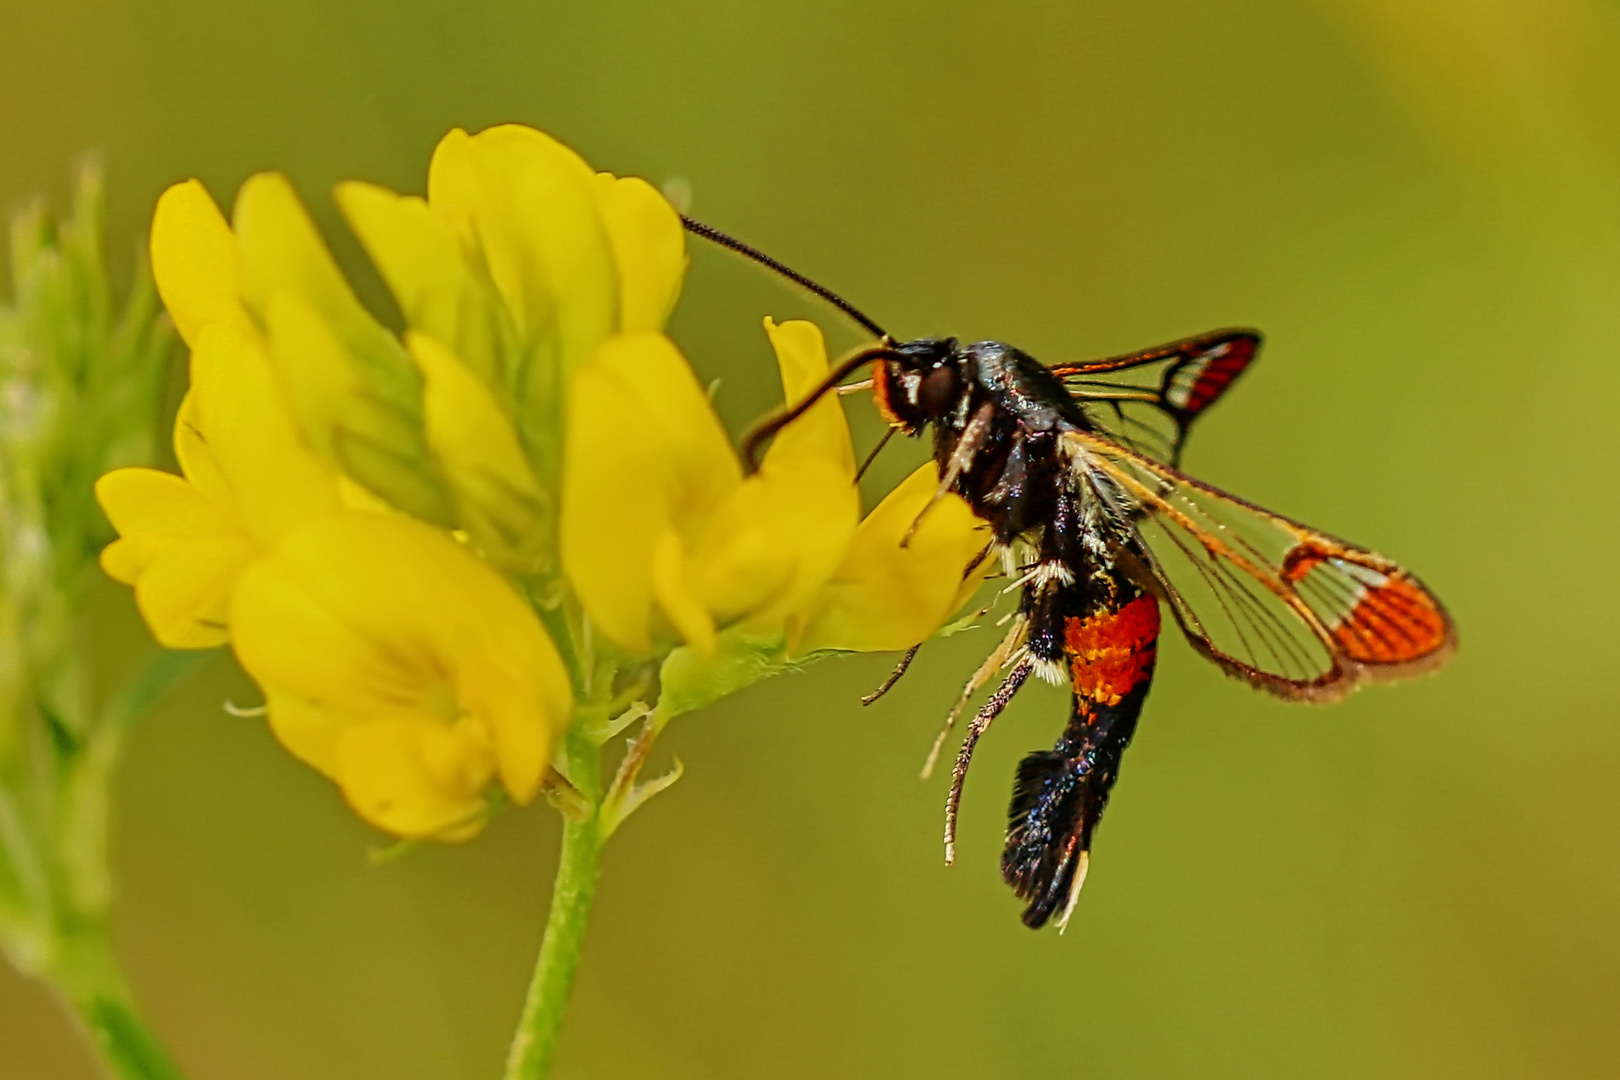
[43,907,184,1080]
[0,164,189,1078]
[503,730,604,1080]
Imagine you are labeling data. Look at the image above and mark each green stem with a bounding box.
[49,921,184,1080]
[12,649,208,1079]
[502,733,604,1080]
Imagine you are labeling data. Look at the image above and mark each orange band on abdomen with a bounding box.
[1065,595,1161,706]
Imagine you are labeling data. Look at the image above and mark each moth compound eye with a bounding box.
[917,365,960,417]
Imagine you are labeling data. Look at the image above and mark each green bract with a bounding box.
[0,164,188,1080]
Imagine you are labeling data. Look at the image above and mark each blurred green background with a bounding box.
[4,0,1619,1077]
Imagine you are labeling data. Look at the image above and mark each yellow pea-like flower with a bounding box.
[121,126,692,585]
[96,324,343,646]
[757,319,991,654]
[561,315,988,659]
[332,124,688,569]
[795,462,994,655]
[94,465,253,650]
[229,512,572,840]
[97,126,691,842]
[561,331,745,655]
[404,126,683,367]
[147,172,439,528]
[425,126,619,373]
[98,123,992,854]
[561,321,865,656]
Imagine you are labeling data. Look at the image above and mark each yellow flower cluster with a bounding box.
[564,316,989,663]
[95,125,989,840]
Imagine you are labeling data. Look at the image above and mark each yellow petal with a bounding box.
[689,458,859,630]
[98,537,143,585]
[257,290,360,464]
[750,459,862,631]
[593,172,686,333]
[95,468,255,648]
[126,538,257,649]
[561,361,667,653]
[334,181,463,339]
[596,332,741,510]
[796,463,992,655]
[232,172,398,361]
[455,652,548,806]
[262,290,455,526]
[172,391,233,506]
[231,549,397,729]
[561,333,739,654]
[336,475,396,514]
[230,513,571,813]
[335,718,495,840]
[684,489,788,623]
[261,693,344,779]
[761,318,855,479]
[652,528,718,655]
[149,180,245,347]
[188,320,344,544]
[426,128,480,244]
[97,467,239,555]
[335,181,503,385]
[409,332,549,572]
[458,125,618,374]
[235,174,454,525]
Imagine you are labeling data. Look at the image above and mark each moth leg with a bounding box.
[861,644,921,706]
[944,659,1032,865]
[961,537,997,582]
[902,400,996,547]
[921,612,1029,779]
[855,427,897,483]
[869,538,997,710]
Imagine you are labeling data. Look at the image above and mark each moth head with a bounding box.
[875,337,961,432]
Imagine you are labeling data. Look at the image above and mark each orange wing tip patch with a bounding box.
[1331,574,1452,665]
[1281,543,1454,669]
[1064,595,1161,705]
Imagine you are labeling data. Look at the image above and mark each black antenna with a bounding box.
[738,345,901,474]
[681,215,889,340]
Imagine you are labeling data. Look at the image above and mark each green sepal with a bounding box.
[657,627,809,722]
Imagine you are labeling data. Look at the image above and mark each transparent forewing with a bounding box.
[1048,329,1260,466]
[1064,429,1455,702]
